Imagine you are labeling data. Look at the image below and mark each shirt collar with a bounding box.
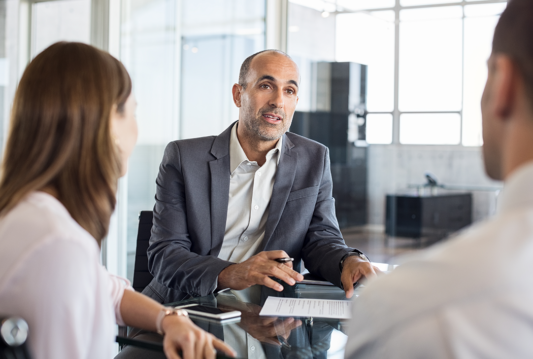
[498,161,533,213]
[229,122,283,174]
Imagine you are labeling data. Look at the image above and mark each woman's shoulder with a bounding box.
[8,191,95,237]
[0,194,115,359]
[0,192,100,281]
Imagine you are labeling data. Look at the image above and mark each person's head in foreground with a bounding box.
[0,42,235,359]
[481,0,533,181]
[345,0,533,358]
[0,41,136,241]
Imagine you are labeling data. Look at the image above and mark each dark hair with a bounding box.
[238,49,292,88]
[0,42,132,244]
[493,0,533,100]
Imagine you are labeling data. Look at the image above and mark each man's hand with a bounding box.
[218,250,304,291]
[341,256,382,299]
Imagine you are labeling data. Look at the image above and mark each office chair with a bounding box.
[118,211,155,349]
[132,211,154,293]
[0,317,31,359]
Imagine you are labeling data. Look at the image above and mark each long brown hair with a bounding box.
[0,42,132,244]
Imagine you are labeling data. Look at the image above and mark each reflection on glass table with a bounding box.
[115,266,395,359]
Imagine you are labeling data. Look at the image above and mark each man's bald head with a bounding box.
[493,0,533,104]
[238,50,295,89]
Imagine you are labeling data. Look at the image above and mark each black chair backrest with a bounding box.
[0,317,31,359]
[132,211,154,293]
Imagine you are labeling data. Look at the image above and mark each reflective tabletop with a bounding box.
[116,264,394,359]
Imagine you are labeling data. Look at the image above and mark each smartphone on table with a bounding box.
[175,304,241,321]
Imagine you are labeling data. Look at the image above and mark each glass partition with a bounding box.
[180,0,265,138]
[31,0,91,58]
[120,0,266,281]
[0,0,91,154]
[0,1,15,152]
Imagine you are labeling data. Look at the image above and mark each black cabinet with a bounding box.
[290,62,368,228]
[385,193,472,239]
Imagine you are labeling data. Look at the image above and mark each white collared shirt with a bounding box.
[345,162,533,358]
[0,192,131,359]
[217,122,282,302]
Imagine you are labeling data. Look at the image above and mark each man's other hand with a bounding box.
[341,256,382,299]
[218,250,304,291]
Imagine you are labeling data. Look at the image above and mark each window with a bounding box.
[336,11,394,113]
[333,0,507,145]
[366,114,393,144]
[399,7,463,112]
[400,113,461,145]
[0,0,91,156]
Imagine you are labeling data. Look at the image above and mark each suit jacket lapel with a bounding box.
[208,123,234,256]
[260,135,297,251]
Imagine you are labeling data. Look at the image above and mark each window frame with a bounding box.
[328,0,507,146]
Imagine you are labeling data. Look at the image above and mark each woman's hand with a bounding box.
[119,290,235,358]
[161,315,236,359]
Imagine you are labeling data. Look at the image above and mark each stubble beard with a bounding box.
[241,106,289,142]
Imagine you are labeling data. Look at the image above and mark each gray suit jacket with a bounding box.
[144,122,357,303]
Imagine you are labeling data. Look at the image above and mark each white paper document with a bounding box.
[259,297,351,319]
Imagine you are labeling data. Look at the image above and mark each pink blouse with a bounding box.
[0,192,132,358]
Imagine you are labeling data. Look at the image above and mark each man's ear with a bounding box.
[232,83,243,108]
[492,55,517,120]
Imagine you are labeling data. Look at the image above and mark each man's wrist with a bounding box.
[215,276,231,293]
[339,250,369,272]
[217,263,237,290]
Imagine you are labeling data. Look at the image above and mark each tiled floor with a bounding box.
[341,227,443,265]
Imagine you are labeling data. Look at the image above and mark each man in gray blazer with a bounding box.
[144,49,378,304]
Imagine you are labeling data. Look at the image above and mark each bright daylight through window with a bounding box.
[330,0,506,145]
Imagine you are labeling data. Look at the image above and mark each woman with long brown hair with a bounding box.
[0,42,235,359]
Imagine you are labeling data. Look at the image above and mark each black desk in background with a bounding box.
[386,193,472,239]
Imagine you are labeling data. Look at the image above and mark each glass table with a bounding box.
[115,280,371,359]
